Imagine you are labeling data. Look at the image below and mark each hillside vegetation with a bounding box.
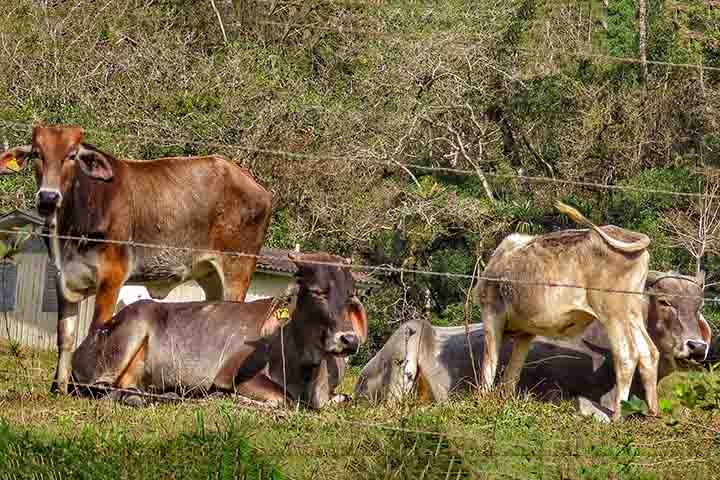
[2,0,720,361]
[1,0,719,332]
[1,1,720,478]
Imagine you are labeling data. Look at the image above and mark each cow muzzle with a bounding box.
[36,189,62,217]
[686,340,708,362]
[328,332,360,355]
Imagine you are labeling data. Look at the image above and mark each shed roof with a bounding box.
[0,209,381,287]
[256,248,381,287]
[0,208,44,232]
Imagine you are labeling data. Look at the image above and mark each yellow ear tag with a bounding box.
[276,307,290,322]
[5,156,20,172]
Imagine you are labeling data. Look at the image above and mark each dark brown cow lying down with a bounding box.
[1,125,272,394]
[355,271,711,421]
[70,253,368,408]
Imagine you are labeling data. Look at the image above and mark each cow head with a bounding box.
[646,271,712,374]
[288,252,368,367]
[0,125,114,218]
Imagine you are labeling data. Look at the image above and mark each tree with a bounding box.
[662,179,720,276]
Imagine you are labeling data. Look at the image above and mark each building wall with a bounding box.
[0,250,95,351]
[1,247,294,351]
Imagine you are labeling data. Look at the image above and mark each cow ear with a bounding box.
[349,296,368,343]
[0,145,32,175]
[76,147,113,181]
[699,313,713,345]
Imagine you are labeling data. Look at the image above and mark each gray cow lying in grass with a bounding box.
[70,253,368,409]
[354,271,711,422]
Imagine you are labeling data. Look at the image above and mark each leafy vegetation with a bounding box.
[2,0,718,341]
[0,1,720,476]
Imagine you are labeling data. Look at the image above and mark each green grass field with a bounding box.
[1,345,719,479]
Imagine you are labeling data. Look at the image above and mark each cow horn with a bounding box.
[344,257,352,265]
[697,270,706,288]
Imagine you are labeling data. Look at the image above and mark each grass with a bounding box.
[1,345,719,479]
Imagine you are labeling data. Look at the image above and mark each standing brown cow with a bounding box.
[0,125,272,394]
[475,201,658,420]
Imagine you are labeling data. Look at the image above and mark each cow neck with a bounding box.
[58,156,126,237]
[274,290,325,394]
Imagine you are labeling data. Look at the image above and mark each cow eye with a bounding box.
[309,288,328,296]
[659,299,673,307]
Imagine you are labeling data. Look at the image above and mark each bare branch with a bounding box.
[210,0,229,44]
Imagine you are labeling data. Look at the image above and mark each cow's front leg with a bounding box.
[235,373,292,407]
[90,245,129,333]
[500,334,533,397]
[51,291,78,394]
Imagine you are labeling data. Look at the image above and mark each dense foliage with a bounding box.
[1,0,720,364]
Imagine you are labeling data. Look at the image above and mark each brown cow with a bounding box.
[70,253,368,408]
[356,271,711,421]
[474,202,658,420]
[0,126,272,394]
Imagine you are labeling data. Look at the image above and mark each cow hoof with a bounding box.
[329,394,351,406]
[575,397,611,423]
[119,388,146,407]
[49,381,68,395]
[121,394,146,407]
[89,382,113,400]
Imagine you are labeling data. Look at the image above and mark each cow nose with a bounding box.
[339,333,360,353]
[687,340,708,360]
[36,190,61,215]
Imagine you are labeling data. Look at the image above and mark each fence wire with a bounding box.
[0,119,718,201]
[0,227,713,302]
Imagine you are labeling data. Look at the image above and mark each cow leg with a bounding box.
[222,256,257,302]
[196,264,225,302]
[631,322,659,416]
[76,312,150,395]
[599,320,637,420]
[90,245,129,332]
[235,373,289,406]
[500,334,533,396]
[480,309,505,393]
[51,292,79,394]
